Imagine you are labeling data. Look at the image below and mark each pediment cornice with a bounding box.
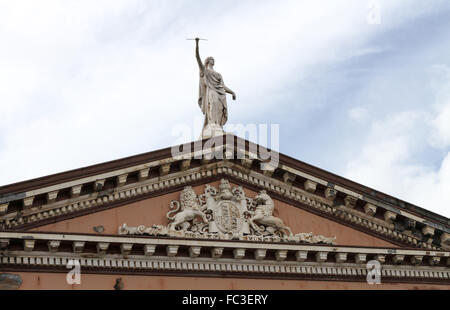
[0,135,449,251]
[0,231,449,284]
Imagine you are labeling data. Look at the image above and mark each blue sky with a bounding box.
[0,0,449,217]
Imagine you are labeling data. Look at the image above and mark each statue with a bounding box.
[194,38,236,139]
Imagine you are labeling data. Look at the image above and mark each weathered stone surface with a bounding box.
[282,172,296,185]
[344,196,357,209]
[296,251,308,262]
[355,253,367,264]
[364,203,377,216]
[315,252,327,262]
[166,245,179,257]
[189,246,201,258]
[325,188,337,201]
[275,250,288,261]
[304,180,317,193]
[384,211,397,224]
[392,255,404,264]
[233,248,245,259]
[335,253,347,263]
[254,249,266,260]
[0,203,9,215]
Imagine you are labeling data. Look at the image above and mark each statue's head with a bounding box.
[205,57,215,68]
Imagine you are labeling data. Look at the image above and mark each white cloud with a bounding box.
[348,107,369,122]
[344,66,450,217]
[428,64,450,148]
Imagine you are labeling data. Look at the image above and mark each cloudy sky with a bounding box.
[1,0,449,217]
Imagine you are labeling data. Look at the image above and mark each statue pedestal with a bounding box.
[200,124,225,140]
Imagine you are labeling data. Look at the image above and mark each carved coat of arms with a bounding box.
[119,179,336,245]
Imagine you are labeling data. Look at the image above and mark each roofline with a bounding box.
[0,134,448,226]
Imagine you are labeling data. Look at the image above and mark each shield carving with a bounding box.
[213,200,243,234]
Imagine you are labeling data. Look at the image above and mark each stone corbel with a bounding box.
[120,244,133,256]
[144,244,156,256]
[23,196,34,210]
[325,187,337,201]
[0,239,10,250]
[344,195,357,209]
[384,211,397,224]
[159,164,171,176]
[116,174,128,187]
[241,158,253,169]
[261,163,276,177]
[304,180,317,193]
[355,253,367,264]
[421,226,435,237]
[94,179,105,192]
[296,251,308,262]
[404,218,416,230]
[315,252,328,262]
[96,242,109,255]
[428,256,440,266]
[275,250,288,261]
[166,245,178,257]
[233,248,245,259]
[392,255,404,264]
[254,249,266,260]
[179,159,191,171]
[73,241,85,253]
[282,172,296,185]
[335,253,347,263]
[23,239,35,252]
[48,240,61,253]
[211,247,224,258]
[410,255,423,265]
[440,233,449,247]
[364,203,377,216]
[0,203,8,215]
[138,168,150,181]
[374,254,386,264]
[46,191,58,204]
[189,246,201,258]
[70,185,83,198]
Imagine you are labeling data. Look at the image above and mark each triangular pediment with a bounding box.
[29,180,399,249]
[0,135,448,251]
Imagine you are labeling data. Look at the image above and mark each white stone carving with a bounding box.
[233,248,245,259]
[276,250,288,261]
[189,246,201,258]
[211,247,224,258]
[118,179,336,245]
[144,244,156,256]
[304,180,317,193]
[247,190,293,237]
[355,253,367,264]
[296,251,308,262]
[254,249,266,260]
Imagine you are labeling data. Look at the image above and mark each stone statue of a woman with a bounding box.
[195,38,236,139]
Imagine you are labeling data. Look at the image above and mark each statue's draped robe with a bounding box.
[198,68,228,129]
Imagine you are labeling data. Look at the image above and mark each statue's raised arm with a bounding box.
[195,38,205,74]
